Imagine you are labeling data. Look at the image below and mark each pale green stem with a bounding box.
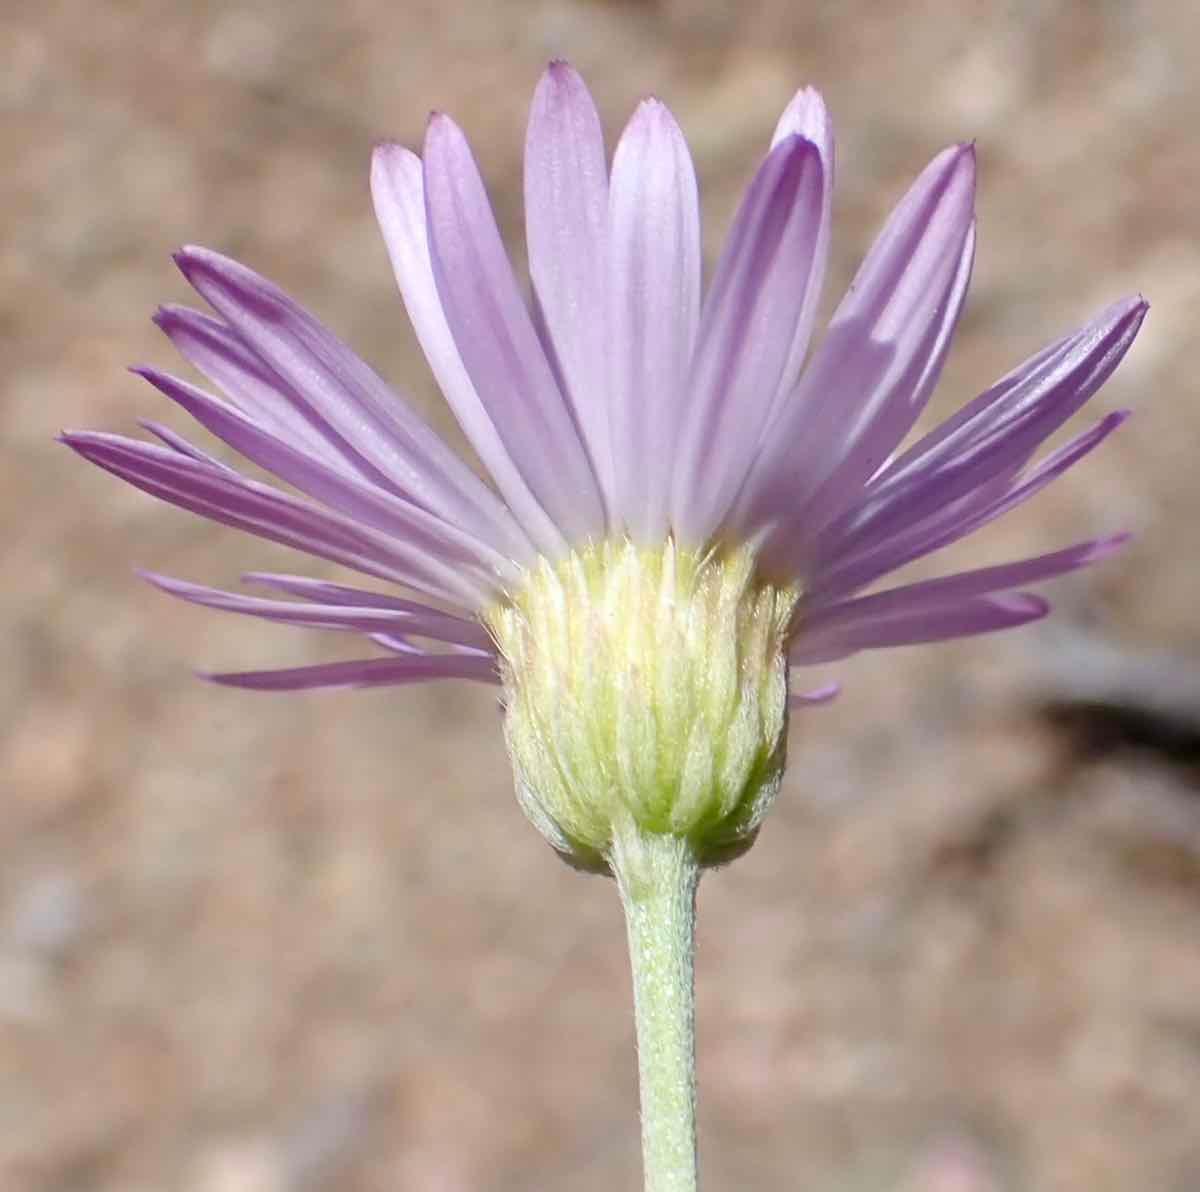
[610,826,701,1192]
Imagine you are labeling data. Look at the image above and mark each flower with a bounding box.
[63,61,1145,867]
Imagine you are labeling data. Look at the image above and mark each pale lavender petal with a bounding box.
[202,653,500,691]
[733,145,976,555]
[243,574,500,657]
[370,631,493,659]
[366,626,494,658]
[368,632,426,655]
[172,247,531,563]
[370,143,563,557]
[607,98,702,542]
[422,114,605,545]
[806,473,1015,603]
[767,87,834,408]
[788,681,841,708]
[810,411,1130,601]
[790,592,1050,665]
[803,534,1126,625]
[920,410,1132,553]
[771,222,977,575]
[138,419,236,473]
[61,432,493,610]
[874,298,1144,488]
[804,219,976,525]
[524,61,613,506]
[153,304,362,474]
[134,366,520,586]
[370,630,494,658]
[671,135,825,544]
[141,571,495,650]
[770,86,833,158]
[242,570,463,613]
[824,296,1147,555]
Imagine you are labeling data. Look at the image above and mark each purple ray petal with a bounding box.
[370,630,495,658]
[62,431,493,610]
[803,534,1126,625]
[202,653,500,691]
[368,631,426,655]
[370,143,563,558]
[524,61,614,507]
[767,87,834,411]
[138,419,236,473]
[822,296,1147,556]
[804,465,1019,599]
[790,591,1049,665]
[171,247,530,563]
[919,409,1131,553]
[141,571,496,650]
[874,298,1145,491]
[788,681,841,708]
[153,305,369,476]
[606,98,702,543]
[768,87,835,163]
[809,410,1130,602]
[241,570,465,613]
[243,574,499,657]
[799,219,976,531]
[671,134,825,544]
[770,87,833,165]
[134,366,519,585]
[422,113,605,546]
[734,145,976,554]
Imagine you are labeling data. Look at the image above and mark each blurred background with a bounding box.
[3,1,1199,1189]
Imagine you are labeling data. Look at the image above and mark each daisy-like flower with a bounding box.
[64,61,1144,1189]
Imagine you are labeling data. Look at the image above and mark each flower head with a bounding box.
[63,61,1145,869]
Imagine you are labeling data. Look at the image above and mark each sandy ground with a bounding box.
[3,1,1199,1189]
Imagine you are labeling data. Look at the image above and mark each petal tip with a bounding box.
[173,245,224,284]
[772,85,832,152]
[790,681,842,708]
[57,429,94,453]
[196,667,276,690]
[1089,531,1133,562]
[371,138,406,160]
[423,110,468,158]
[370,139,418,187]
[623,96,685,144]
[1006,591,1051,617]
[1106,293,1150,329]
[935,140,977,185]
[135,567,176,592]
[533,59,592,110]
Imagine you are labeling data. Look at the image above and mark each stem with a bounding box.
[610,827,701,1192]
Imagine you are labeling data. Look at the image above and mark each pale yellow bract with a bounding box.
[485,539,800,873]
